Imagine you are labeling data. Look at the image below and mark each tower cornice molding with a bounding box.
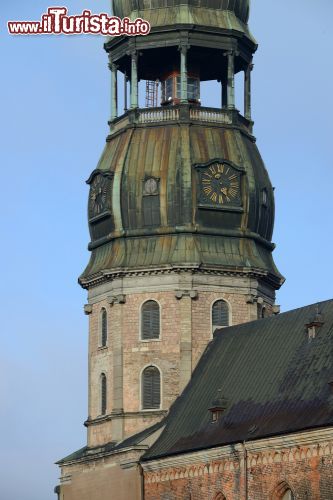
[84,410,167,428]
[79,266,282,291]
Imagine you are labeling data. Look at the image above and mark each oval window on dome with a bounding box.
[262,188,268,206]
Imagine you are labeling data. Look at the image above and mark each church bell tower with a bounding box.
[79,0,284,451]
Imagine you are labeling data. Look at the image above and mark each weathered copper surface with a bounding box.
[81,109,283,288]
[113,0,250,26]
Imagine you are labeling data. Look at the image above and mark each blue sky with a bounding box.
[1,1,332,499]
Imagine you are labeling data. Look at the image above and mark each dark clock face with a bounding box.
[199,163,241,207]
[89,175,110,218]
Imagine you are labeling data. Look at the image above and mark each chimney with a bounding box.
[306,305,324,340]
[209,389,228,423]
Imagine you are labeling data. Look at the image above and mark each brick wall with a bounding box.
[143,433,333,500]
[86,284,274,447]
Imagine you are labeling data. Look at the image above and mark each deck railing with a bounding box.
[189,107,232,124]
[138,107,180,123]
[109,106,252,134]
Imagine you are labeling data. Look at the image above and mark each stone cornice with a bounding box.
[142,443,243,473]
[85,410,167,427]
[60,445,147,469]
[245,426,333,452]
[142,426,333,479]
[80,265,279,291]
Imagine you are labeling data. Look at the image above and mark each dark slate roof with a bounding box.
[57,421,164,465]
[143,299,333,460]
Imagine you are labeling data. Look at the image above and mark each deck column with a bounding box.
[130,51,139,109]
[109,61,118,120]
[244,63,253,120]
[124,71,128,112]
[227,50,235,109]
[222,77,228,108]
[179,45,189,103]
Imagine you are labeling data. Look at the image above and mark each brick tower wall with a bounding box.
[85,273,275,447]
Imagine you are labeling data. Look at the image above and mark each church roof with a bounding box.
[56,421,164,465]
[143,299,333,461]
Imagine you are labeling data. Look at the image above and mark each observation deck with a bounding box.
[108,105,253,138]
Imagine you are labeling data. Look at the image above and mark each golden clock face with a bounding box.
[200,163,241,207]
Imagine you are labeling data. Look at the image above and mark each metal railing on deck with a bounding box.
[189,107,233,124]
[109,106,252,134]
[138,107,179,123]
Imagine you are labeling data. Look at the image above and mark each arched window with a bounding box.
[257,303,267,319]
[141,300,160,340]
[212,300,230,332]
[261,305,267,319]
[281,491,294,500]
[214,493,226,500]
[100,308,108,347]
[272,482,295,500]
[100,373,107,415]
[142,366,161,410]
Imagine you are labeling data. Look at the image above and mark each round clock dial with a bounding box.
[89,175,109,218]
[202,164,240,205]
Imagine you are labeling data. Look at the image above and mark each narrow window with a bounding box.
[101,373,107,415]
[100,308,108,347]
[143,195,160,227]
[143,177,160,227]
[141,300,160,340]
[257,303,266,319]
[142,366,161,410]
[212,300,230,332]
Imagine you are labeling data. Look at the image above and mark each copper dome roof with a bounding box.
[112,0,250,25]
[81,118,283,289]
